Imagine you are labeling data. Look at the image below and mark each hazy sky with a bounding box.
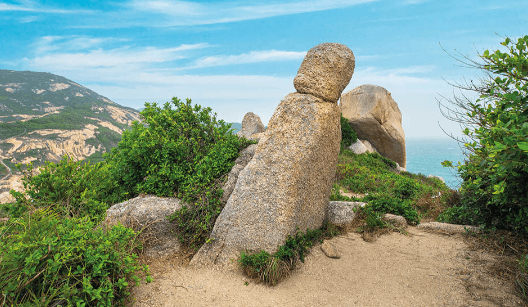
[1,0,527,137]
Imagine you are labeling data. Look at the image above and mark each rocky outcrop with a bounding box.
[294,43,355,103]
[220,144,257,203]
[340,84,406,168]
[236,112,265,139]
[104,195,182,258]
[191,43,355,268]
[325,201,366,228]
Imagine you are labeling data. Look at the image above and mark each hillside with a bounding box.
[0,69,140,202]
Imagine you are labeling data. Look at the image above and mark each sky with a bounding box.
[1,0,527,138]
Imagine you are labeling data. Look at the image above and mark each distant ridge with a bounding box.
[0,69,140,201]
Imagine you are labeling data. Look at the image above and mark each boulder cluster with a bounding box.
[104,42,421,265]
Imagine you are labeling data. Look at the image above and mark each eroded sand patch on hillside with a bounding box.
[106,105,139,125]
[131,227,522,307]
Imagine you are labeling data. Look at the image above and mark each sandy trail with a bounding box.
[131,227,522,307]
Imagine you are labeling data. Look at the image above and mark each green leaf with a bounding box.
[517,142,528,152]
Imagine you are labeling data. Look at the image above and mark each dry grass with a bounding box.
[415,190,461,222]
[462,230,528,303]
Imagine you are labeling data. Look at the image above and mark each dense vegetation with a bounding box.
[0,97,253,305]
[106,97,254,249]
[438,35,528,301]
[439,36,528,234]
[0,157,148,306]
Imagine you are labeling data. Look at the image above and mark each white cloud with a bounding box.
[189,50,307,69]
[0,1,92,14]
[127,0,380,26]
[33,36,127,54]
[26,43,211,70]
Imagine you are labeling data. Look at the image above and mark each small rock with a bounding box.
[394,162,406,173]
[348,140,368,155]
[321,240,341,259]
[236,112,265,139]
[361,139,378,154]
[427,175,445,183]
[325,201,366,228]
[383,213,407,228]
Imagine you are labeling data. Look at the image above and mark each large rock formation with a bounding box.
[191,43,355,267]
[340,84,406,168]
[236,112,265,139]
[220,144,257,204]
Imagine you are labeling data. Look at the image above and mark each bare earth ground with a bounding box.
[130,227,524,307]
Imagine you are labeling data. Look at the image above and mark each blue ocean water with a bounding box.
[405,138,467,190]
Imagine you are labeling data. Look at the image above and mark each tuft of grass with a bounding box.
[239,224,340,285]
[517,254,528,302]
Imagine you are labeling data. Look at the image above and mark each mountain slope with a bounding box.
[0,69,139,202]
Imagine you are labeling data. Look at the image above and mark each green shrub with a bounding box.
[440,36,528,234]
[335,149,452,222]
[239,224,340,285]
[340,114,357,148]
[3,155,125,222]
[107,97,254,248]
[0,208,151,306]
[365,196,420,224]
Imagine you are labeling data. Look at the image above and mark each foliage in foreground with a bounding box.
[2,155,125,223]
[107,97,254,249]
[439,35,528,235]
[238,224,340,285]
[0,208,150,307]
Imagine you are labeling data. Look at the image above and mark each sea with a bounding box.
[405,138,467,190]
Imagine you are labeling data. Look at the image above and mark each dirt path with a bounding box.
[0,158,12,181]
[131,227,523,307]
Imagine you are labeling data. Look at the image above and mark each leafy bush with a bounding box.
[439,36,528,234]
[3,155,125,222]
[0,208,150,306]
[239,224,340,285]
[107,97,253,248]
[365,196,420,224]
[340,114,357,148]
[333,149,454,222]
